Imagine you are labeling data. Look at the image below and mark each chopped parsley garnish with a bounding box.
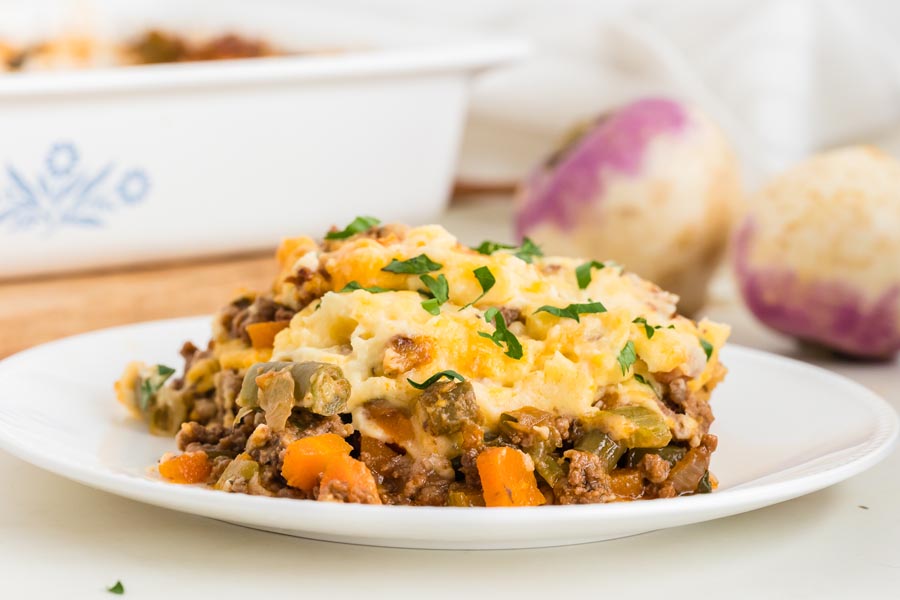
[634,373,659,398]
[575,260,606,289]
[699,337,714,361]
[478,308,523,359]
[472,240,516,255]
[461,266,495,309]
[633,317,654,338]
[407,370,465,390]
[534,301,607,322]
[339,281,390,293]
[617,341,637,375]
[513,237,544,263]
[382,254,443,275]
[470,238,543,263]
[419,274,449,315]
[324,216,380,240]
[107,581,125,595]
[138,365,175,412]
[633,317,666,339]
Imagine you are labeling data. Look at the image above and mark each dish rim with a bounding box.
[0,39,529,97]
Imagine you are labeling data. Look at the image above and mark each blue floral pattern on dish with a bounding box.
[0,142,151,232]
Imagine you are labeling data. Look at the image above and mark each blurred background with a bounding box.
[0,0,899,370]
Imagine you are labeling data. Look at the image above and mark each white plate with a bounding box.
[0,317,896,549]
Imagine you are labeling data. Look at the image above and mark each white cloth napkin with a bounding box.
[332,0,900,188]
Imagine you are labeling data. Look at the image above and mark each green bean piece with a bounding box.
[575,430,626,471]
[415,380,479,436]
[238,361,351,417]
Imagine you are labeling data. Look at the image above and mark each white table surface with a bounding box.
[2,199,898,599]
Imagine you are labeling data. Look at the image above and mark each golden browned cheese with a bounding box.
[263,224,728,448]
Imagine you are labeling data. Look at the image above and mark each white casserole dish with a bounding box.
[0,0,525,278]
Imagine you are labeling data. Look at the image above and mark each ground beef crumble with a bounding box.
[555,450,615,504]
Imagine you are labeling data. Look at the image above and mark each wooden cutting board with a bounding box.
[0,252,280,358]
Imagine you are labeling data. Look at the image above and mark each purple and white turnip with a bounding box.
[734,146,900,359]
[515,97,742,315]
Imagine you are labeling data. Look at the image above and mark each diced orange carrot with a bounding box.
[246,320,291,349]
[609,468,644,499]
[476,446,546,507]
[317,454,382,504]
[159,451,211,484]
[281,433,353,492]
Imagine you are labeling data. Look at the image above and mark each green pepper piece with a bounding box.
[697,470,712,494]
[625,444,687,468]
[528,444,567,487]
[585,406,672,448]
[575,430,626,471]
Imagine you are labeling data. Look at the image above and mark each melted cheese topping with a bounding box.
[269,224,729,441]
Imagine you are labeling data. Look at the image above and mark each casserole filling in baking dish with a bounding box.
[116,218,729,506]
[1,29,277,72]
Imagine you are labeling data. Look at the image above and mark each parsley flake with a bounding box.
[382,254,443,275]
[513,237,544,263]
[478,309,523,359]
[632,317,663,339]
[461,266,495,309]
[138,365,175,412]
[107,581,125,595]
[325,216,380,240]
[472,240,516,255]
[617,341,637,375]
[575,261,606,289]
[470,238,543,263]
[534,301,607,322]
[339,281,390,293]
[699,338,714,361]
[633,373,660,398]
[407,370,465,390]
[419,274,449,315]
